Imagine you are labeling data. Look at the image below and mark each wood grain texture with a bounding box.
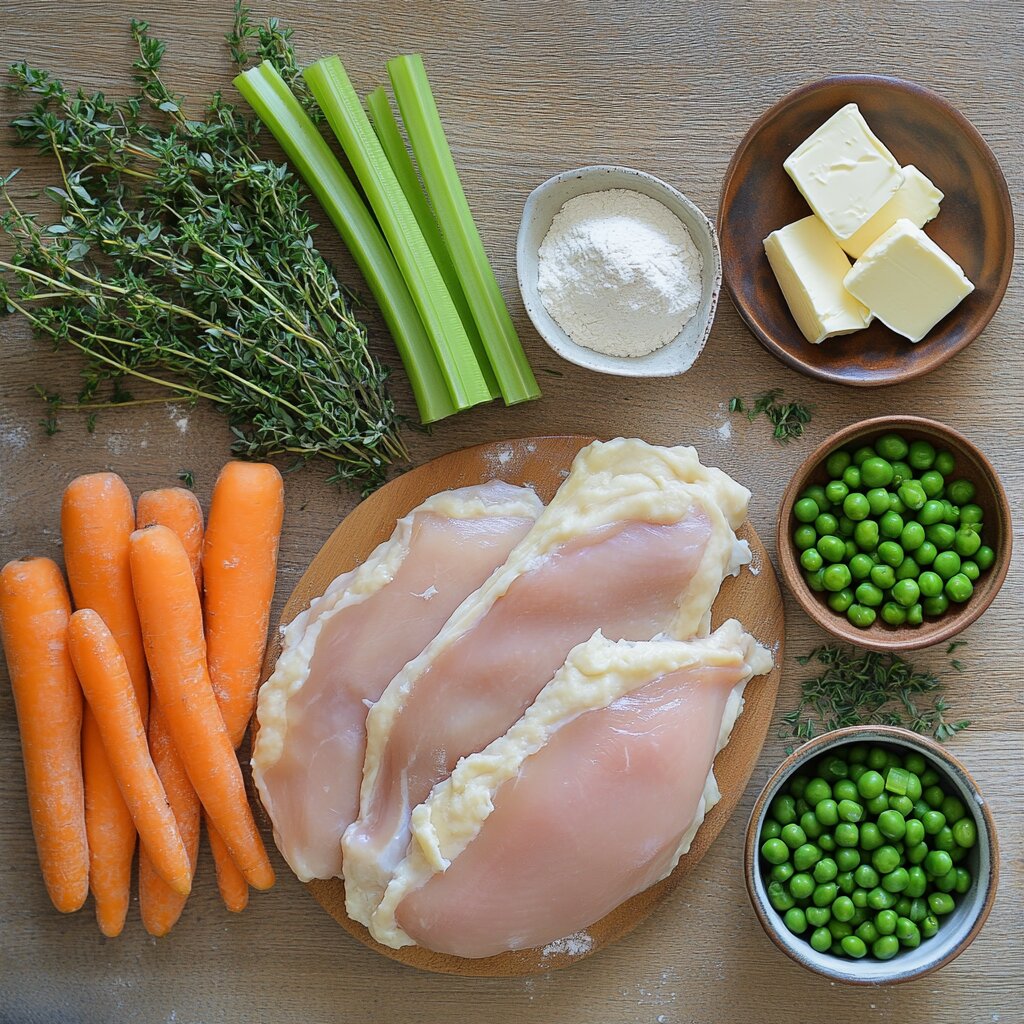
[0,1,1021,1021]
[260,436,783,976]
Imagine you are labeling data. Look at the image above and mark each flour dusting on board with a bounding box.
[541,931,593,957]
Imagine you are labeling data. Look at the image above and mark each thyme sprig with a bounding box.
[730,389,813,445]
[0,11,405,491]
[781,644,971,751]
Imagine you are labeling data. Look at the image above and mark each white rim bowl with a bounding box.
[515,165,723,378]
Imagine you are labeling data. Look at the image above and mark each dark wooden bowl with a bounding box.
[744,726,999,985]
[718,75,1013,387]
[776,416,1011,652]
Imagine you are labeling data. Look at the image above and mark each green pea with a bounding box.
[799,811,824,840]
[806,905,832,927]
[922,809,947,834]
[844,539,859,561]
[854,519,879,551]
[810,926,832,952]
[847,604,876,629]
[875,434,909,461]
[958,502,983,526]
[823,757,850,782]
[802,484,830,509]
[877,541,904,568]
[904,819,925,848]
[804,568,825,593]
[872,934,900,960]
[771,794,798,825]
[782,907,807,935]
[914,540,937,566]
[819,834,836,853]
[830,777,854,799]
[945,573,973,603]
[867,748,890,771]
[761,838,790,865]
[941,795,966,822]
[952,818,977,849]
[855,582,884,608]
[877,810,907,841]
[947,479,975,505]
[835,934,864,959]
[793,843,822,871]
[906,439,935,471]
[933,550,961,580]
[790,872,816,900]
[900,521,925,551]
[909,896,928,922]
[837,799,863,823]
[872,845,901,874]
[894,897,913,918]
[856,770,885,800]
[879,511,904,538]
[926,523,956,550]
[803,777,830,806]
[826,450,852,478]
[859,456,893,488]
[906,842,928,865]
[954,528,981,558]
[928,892,956,916]
[925,850,953,878]
[961,560,980,582]
[891,462,913,487]
[768,880,795,911]
[870,564,896,589]
[823,564,853,593]
[889,493,907,514]
[898,481,926,511]
[874,910,897,936]
[800,548,823,572]
[919,470,945,498]
[888,795,914,816]
[836,870,856,895]
[794,498,820,523]
[813,857,838,883]
[781,823,807,850]
[941,500,961,526]
[813,882,839,907]
[850,445,875,466]
[918,571,944,598]
[838,515,856,538]
[817,534,846,564]
[955,868,972,895]
[865,488,891,516]
[895,557,921,582]
[815,799,839,827]
[880,602,906,626]
[761,818,782,843]
[856,921,879,944]
[843,493,870,522]
[842,465,862,490]
[831,895,855,923]
[896,916,921,945]
[835,823,859,848]
[854,863,878,887]
[906,866,927,898]
[866,793,890,817]
[934,450,955,476]
[771,861,795,883]
[920,914,939,939]
[891,579,920,608]
[881,867,910,893]
[849,553,874,580]
[918,499,945,526]
[923,594,950,616]
[835,847,861,872]
[821,480,847,506]
[815,512,840,536]
[920,768,940,787]
[859,822,883,851]
[905,773,923,801]
[975,545,996,571]
[934,867,958,893]
[851,889,869,911]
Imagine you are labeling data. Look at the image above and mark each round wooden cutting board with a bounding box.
[258,436,784,976]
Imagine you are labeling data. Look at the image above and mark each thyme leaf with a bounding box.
[730,388,812,445]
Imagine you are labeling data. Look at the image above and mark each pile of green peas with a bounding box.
[759,743,978,961]
[791,433,996,630]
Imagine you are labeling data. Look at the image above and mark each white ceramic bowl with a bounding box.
[745,726,998,985]
[516,165,722,377]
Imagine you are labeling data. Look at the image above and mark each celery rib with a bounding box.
[365,87,499,400]
[233,62,456,424]
[303,58,492,411]
[387,54,541,406]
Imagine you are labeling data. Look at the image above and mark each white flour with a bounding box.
[537,189,703,358]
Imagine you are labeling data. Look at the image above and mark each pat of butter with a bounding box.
[764,216,872,345]
[844,219,974,343]
[835,165,944,258]
[784,103,904,241]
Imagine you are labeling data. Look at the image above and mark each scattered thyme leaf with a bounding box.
[729,388,812,444]
[177,470,195,489]
[946,641,967,655]
[728,396,744,413]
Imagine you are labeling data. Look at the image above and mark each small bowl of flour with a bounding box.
[517,165,722,377]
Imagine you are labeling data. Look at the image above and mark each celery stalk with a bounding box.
[387,54,540,406]
[304,58,492,411]
[365,87,499,399]
[233,61,456,424]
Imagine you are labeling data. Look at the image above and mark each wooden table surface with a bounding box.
[1,2,1020,1021]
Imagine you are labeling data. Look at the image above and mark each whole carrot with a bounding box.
[206,812,249,913]
[130,525,274,891]
[68,610,192,897]
[203,462,284,747]
[62,471,145,935]
[136,487,204,592]
[139,700,201,937]
[0,557,88,914]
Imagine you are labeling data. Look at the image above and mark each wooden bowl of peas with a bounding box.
[745,726,998,984]
[776,415,1012,652]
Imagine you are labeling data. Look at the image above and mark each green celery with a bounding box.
[303,58,492,411]
[233,61,456,424]
[365,86,499,400]
[387,54,540,406]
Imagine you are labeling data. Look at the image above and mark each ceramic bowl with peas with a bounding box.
[744,726,998,985]
[777,416,1012,652]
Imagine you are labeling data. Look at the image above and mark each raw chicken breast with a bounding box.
[343,439,751,925]
[252,482,543,881]
[374,620,773,955]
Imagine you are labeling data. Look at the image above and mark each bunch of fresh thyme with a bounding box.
[730,389,812,444]
[781,643,971,752]
[0,10,405,491]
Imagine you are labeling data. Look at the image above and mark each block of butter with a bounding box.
[784,103,904,241]
[844,219,974,343]
[834,165,944,258]
[764,216,873,345]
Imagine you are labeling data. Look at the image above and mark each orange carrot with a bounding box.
[139,699,201,937]
[0,557,88,914]
[130,525,274,891]
[62,471,145,934]
[68,609,192,897]
[203,462,284,747]
[136,487,204,593]
[206,812,249,913]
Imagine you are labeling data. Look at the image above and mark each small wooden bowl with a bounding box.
[718,75,1014,387]
[776,415,1011,652]
[745,726,999,985]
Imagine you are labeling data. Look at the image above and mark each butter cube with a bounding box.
[835,165,944,258]
[784,103,904,240]
[764,216,872,345]
[844,219,974,343]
